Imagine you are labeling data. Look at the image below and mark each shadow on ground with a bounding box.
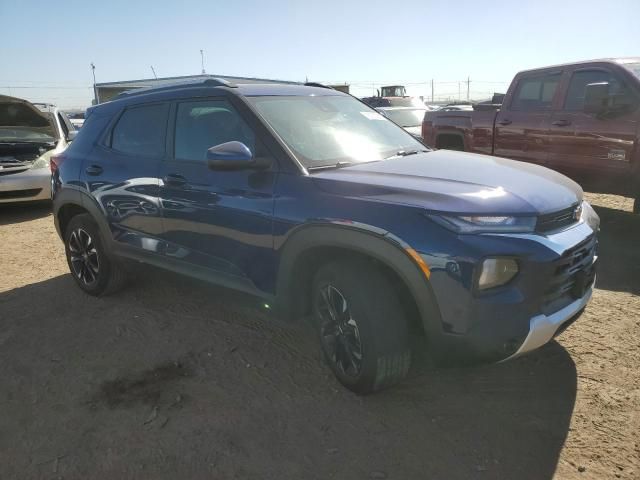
[591,205,640,295]
[0,271,576,479]
[0,201,51,226]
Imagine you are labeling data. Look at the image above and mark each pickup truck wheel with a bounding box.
[64,213,127,296]
[312,260,411,394]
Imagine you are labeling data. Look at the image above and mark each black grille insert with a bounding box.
[536,204,580,233]
[542,235,597,313]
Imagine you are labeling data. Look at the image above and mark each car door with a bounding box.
[82,102,169,253]
[493,71,561,165]
[547,67,638,186]
[158,96,277,290]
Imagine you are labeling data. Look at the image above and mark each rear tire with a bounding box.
[312,259,411,394]
[64,213,127,296]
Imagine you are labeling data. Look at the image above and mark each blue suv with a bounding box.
[52,79,599,393]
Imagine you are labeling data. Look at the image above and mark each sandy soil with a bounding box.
[0,193,638,480]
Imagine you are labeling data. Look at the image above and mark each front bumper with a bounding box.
[421,220,598,364]
[0,168,51,203]
[502,282,593,361]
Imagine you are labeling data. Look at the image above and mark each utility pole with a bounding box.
[458,81,461,101]
[150,65,157,79]
[200,49,206,74]
[431,79,434,103]
[467,76,470,101]
[90,62,98,105]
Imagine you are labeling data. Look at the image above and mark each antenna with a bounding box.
[200,49,205,74]
[90,62,98,105]
[150,65,157,79]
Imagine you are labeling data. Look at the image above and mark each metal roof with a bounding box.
[95,74,298,89]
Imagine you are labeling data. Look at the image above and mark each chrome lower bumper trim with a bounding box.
[503,285,593,361]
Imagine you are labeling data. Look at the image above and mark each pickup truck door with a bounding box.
[547,68,638,188]
[158,97,277,291]
[493,72,561,166]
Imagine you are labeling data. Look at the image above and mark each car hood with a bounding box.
[311,150,582,214]
[0,95,57,140]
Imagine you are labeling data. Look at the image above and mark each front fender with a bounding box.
[275,223,443,339]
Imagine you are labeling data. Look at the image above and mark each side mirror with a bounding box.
[207,141,266,171]
[66,130,78,142]
[584,82,610,114]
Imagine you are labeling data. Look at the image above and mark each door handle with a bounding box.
[497,119,512,126]
[85,165,103,176]
[552,119,571,127]
[164,173,188,187]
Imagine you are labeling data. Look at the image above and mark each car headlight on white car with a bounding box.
[29,150,54,170]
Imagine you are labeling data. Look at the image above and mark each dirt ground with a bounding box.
[0,193,638,480]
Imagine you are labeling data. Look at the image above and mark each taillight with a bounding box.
[50,154,65,174]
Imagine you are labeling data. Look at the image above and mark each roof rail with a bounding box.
[112,77,237,101]
[304,82,335,90]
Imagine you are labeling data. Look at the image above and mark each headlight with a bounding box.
[477,258,519,290]
[30,157,50,169]
[580,200,600,231]
[30,150,54,170]
[428,214,536,233]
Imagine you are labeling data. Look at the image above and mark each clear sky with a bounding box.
[1,0,638,108]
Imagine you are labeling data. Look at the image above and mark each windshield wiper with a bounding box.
[307,161,356,171]
[385,149,429,159]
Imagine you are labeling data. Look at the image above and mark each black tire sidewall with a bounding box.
[312,260,410,393]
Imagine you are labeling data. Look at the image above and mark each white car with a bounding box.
[375,106,427,139]
[0,96,76,203]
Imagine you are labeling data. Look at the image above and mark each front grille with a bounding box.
[0,188,42,199]
[536,204,580,233]
[542,235,597,313]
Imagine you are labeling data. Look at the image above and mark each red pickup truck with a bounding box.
[423,58,640,213]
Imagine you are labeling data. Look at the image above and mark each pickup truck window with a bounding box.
[565,70,634,111]
[510,73,560,111]
[623,62,640,80]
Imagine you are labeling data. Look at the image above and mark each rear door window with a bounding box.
[510,73,561,111]
[111,103,170,157]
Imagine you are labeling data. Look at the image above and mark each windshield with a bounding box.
[248,95,424,168]
[382,108,426,127]
[0,102,57,143]
[623,62,640,80]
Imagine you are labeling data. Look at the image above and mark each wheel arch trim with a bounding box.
[275,222,443,336]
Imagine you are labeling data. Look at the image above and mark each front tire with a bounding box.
[64,213,127,296]
[312,260,411,394]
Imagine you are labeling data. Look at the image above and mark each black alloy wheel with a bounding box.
[316,284,364,378]
[68,227,100,286]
